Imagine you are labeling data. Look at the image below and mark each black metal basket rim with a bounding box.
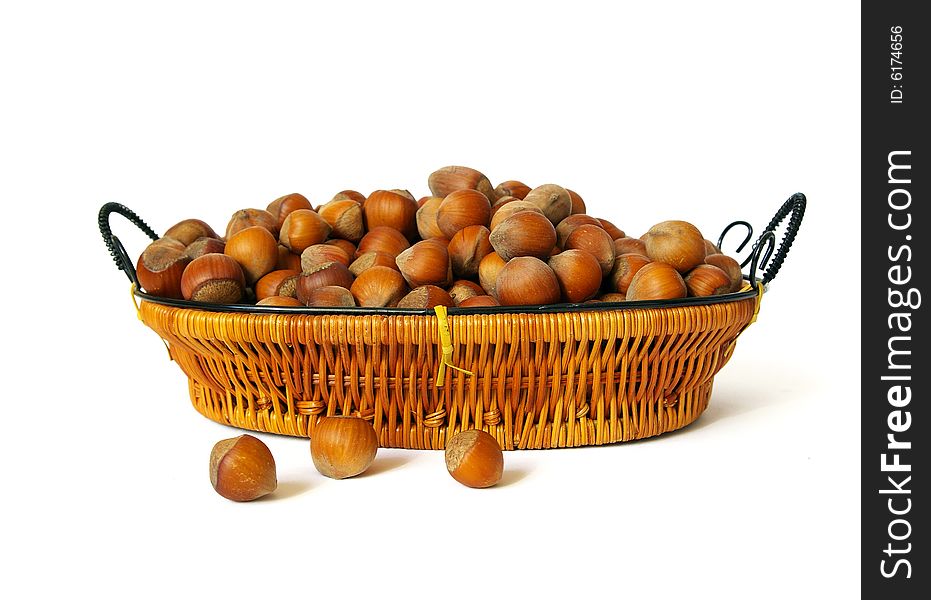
[132,284,763,316]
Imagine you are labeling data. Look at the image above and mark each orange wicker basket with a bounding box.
[99,195,805,449]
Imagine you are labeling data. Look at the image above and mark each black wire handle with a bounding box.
[717,192,806,285]
[98,202,159,286]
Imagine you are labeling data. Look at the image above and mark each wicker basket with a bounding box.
[99,195,805,449]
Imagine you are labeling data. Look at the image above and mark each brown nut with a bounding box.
[325,238,357,258]
[356,226,410,259]
[363,190,418,239]
[555,214,603,249]
[300,244,351,273]
[489,200,545,232]
[445,429,503,488]
[493,180,531,200]
[331,190,366,204]
[296,262,354,304]
[181,254,246,304]
[598,219,626,241]
[704,253,743,292]
[301,285,357,308]
[548,249,603,303]
[348,251,402,276]
[209,434,277,501]
[279,209,332,253]
[524,184,572,224]
[184,237,226,260]
[642,220,707,273]
[415,197,446,240]
[704,238,721,256]
[163,219,219,246]
[266,193,313,230]
[395,240,453,288]
[397,285,455,309]
[495,256,561,306]
[255,269,300,300]
[567,189,586,215]
[256,295,304,307]
[615,236,647,256]
[609,253,652,294]
[276,245,303,271]
[310,416,379,479]
[317,199,365,242]
[428,165,494,201]
[564,224,616,277]
[684,264,732,297]
[478,252,507,298]
[448,279,486,305]
[459,295,500,308]
[436,189,492,239]
[448,225,493,279]
[350,266,409,307]
[625,262,687,301]
[225,225,279,285]
[226,208,278,239]
[136,238,191,299]
[489,211,557,261]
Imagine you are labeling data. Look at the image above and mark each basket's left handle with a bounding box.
[98,202,159,286]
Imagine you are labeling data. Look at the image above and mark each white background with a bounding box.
[1,1,860,598]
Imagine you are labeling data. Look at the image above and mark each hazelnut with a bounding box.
[600,293,627,302]
[266,193,313,230]
[564,224,616,276]
[257,296,304,307]
[445,430,503,488]
[181,254,246,303]
[448,280,486,305]
[296,262,354,304]
[615,236,647,256]
[524,184,572,224]
[317,199,365,242]
[397,285,455,309]
[310,416,379,479]
[684,264,732,297]
[567,189,586,215]
[428,165,494,201]
[301,285,357,308]
[415,197,446,240]
[478,252,507,298]
[626,262,687,301]
[642,220,706,273]
[495,257,561,306]
[209,434,277,501]
[255,269,300,300]
[436,189,492,239]
[184,237,226,260]
[325,238,358,259]
[548,249,603,303]
[609,253,651,294]
[458,295,500,308]
[363,190,418,239]
[276,245,303,271]
[704,253,743,292]
[330,190,366,204]
[300,244,351,273]
[279,209,332,253]
[226,208,278,239]
[136,238,191,299]
[163,219,218,246]
[493,180,531,200]
[489,200,545,232]
[395,240,453,288]
[554,214,602,249]
[356,226,410,259]
[489,211,557,261]
[597,219,625,240]
[348,251,401,277]
[224,225,279,285]
[350,266,409,307]
[704,238,721,256]
[448,225,493,279]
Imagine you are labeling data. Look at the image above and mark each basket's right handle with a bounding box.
[98,202,159,286]
[755,192,806,284]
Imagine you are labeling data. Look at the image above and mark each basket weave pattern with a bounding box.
[141,297,756,449]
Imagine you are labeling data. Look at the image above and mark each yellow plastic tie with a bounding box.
[749,281,764,325]
[130,283,142,321]
[434,306,474,387]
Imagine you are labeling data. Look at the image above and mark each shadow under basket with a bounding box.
[100,194,805,449]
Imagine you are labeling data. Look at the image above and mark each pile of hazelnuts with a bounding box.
[136,165,745,309]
